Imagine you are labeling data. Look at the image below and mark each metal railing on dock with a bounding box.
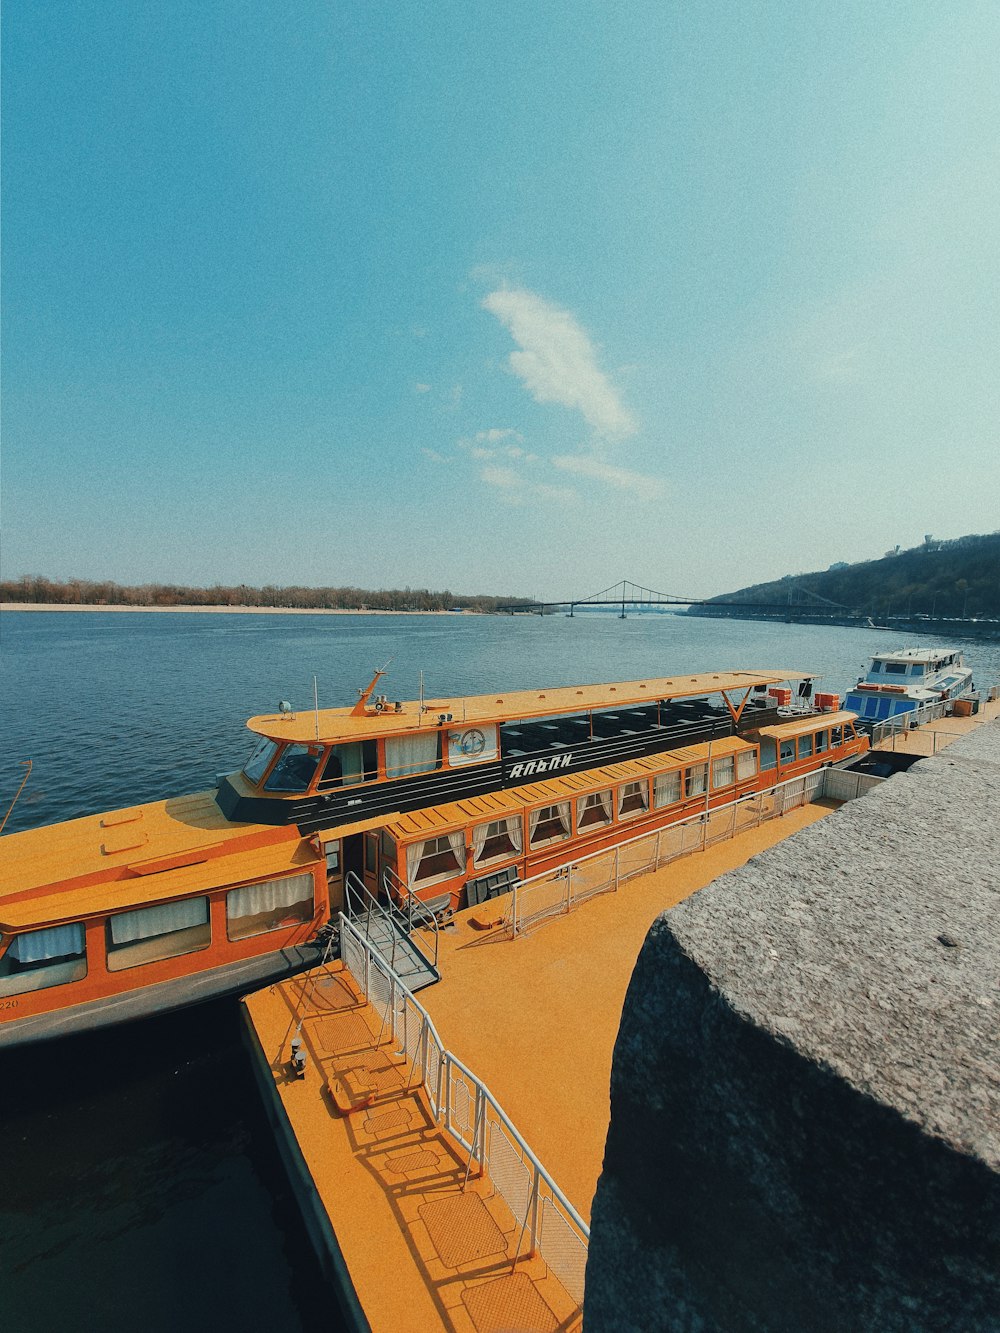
[339,913,590,1307]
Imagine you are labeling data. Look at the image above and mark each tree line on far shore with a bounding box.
[0,577,533,614]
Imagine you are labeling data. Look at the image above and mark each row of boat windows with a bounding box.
[759,726,850,768]
[871,661,926,676]
[244,732,446,793]
[0,873,314,1000]
[406,751,760,887]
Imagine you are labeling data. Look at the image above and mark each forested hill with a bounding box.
[698,531,1000,620]
[0,577,532,614]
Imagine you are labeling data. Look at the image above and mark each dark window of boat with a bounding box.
[414,835,465,882]
[870,661,881,673]
[317,742,365,788]
[797,734,814,759]
[832,727,843,745]
[618,781,649,819]
[264,744,323,792]
[325,842,341,876]
[684,764,708,798]
[884,662,907,675]
[779,740,795,765]
[106,898,211,972]
[243,737,278,785]
[0,924,87,997]
[577,790,613,829]
[760,738,777,770]
[227,873,314,941]
[815,730,829,753]
[380,830,397,869]
[654,770,682,806]
[364,834,377,874]
[473,818,521,866]
[529,802,571,846]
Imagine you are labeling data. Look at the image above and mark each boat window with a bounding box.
[618,781,649,819]
[318,742,365,788]
[472,817,522,866]
[797,734,814,759]
[910,664,924,676]
[831,727,843,745]
[736,750,758,781]
[528,802,572,847]
[243,737,278,785]
[884,662,907,675]
[779,740,795,765]
[408,833,466,884]
[0,924,87,998]
[325,842,341,877]
[227,874,314,941]
[264,744,323,793]
[684,764,708,798]
[107,897,211,972]
[385,732,441,780]
[815,730,829,754]
[759,739,777,771]
[653,770,682,807]
[864,698,878,717]
[711,756,735,789]
[577,790,613,830]
[870,661,881,673]
[364,834,378,874]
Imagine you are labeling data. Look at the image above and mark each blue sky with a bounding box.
[3,1,998,600]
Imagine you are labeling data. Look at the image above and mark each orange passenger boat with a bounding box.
[0,667,868,1047]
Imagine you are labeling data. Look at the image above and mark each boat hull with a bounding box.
[0,941,323,1051]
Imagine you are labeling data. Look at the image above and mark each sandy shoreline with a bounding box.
[1,603,475,616]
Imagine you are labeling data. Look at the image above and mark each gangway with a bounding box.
[342,869,441,992]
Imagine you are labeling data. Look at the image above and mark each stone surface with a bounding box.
[585,723,1000,1332]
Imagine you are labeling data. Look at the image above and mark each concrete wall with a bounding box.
[585,724,1000,1332]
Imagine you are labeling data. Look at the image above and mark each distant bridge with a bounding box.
[497,579,858,618]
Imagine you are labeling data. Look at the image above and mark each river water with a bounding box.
[2,610,998,1330]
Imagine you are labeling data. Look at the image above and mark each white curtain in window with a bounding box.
[10,923,85,964]
[471,822,491,862]
[385,733,438,779]
[110,898,208,945]
[528,808,542,839]
[446,831,466,872]
[654,772,681,807]
[406,841,426,884]
[556,802,571,833]
[227,874,312,922]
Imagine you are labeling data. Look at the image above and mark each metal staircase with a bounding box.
[342,869,441,992]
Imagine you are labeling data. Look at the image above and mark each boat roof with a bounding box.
[871,647,964,663]
[247,670,811,745]
[382,735,756,842]
[753,710,857,740]
[0,789,301,910]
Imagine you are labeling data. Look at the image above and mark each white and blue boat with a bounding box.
[844,647,975,723]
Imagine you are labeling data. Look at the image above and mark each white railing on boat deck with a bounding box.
[338,913,590,1308]
[504,768,828,939]
[861,698,950,749]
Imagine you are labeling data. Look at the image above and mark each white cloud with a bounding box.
[414,382,431,393]
[458,428,538,463]
[421,447,447,463]
[552,454,664,498]
[480,465,577,506]
[482,287,638,437]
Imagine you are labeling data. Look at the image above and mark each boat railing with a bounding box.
[382,864,441,970]
[860,698,950,748]
[343,870,406,974]
[502,768,828,939]
[339,911,589,1309]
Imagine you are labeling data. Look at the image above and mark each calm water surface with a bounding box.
[2,610,998,1330]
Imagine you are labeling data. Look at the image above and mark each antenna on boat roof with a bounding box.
[350,657,394,717]
[0,759,32,836]
[419,670,425,714]
[313,675,320,741]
